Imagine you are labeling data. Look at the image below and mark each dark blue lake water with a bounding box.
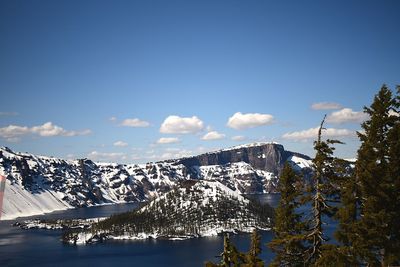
[0,195,279,267]
[0,194,337,266]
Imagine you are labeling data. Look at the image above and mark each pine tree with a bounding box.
[350,85,395,264]
[222,234,232,267]
[306,116,343,264]
[330,164,360,265]
[243,229,264,267]
[347,85,400,265]
[205,234,245,267]
[268,163,307,266]
[314,154,360,266]
[205,261,220,267]
[205,232,266,267]
[386,85,400,263]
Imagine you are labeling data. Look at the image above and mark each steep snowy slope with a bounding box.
[2,180,71,220]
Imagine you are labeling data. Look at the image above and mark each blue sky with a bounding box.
[1,0,399,163]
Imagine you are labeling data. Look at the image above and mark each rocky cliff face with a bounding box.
[0,143,312,220]
[177,143,310,175]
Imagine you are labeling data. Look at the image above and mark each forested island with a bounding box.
[61,180,274,244]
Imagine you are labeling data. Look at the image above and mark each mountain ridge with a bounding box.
[0,143,312,220]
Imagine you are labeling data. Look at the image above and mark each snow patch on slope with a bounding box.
[289,155,313,170]
[1,180,71,220]
[198,162,277,193]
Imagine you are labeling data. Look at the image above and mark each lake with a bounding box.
[0,194,280,267]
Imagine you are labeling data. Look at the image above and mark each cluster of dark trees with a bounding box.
[269,85,400,266]
[62,182,273,242]
[205,85,400,266]
[205,230,265,267]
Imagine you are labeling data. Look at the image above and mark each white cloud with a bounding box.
[31,122,91,137]
[282,126,356,141]
[139,154,157,161]
[201,131,225,141]
[87,151,127,162]
[66,154,75,160]
[31,123,66,137]
[113,141,128,147]
[192,146,219,155]
[156,137,180,144]
[134,148,194,162]
[160,115,204,134]
[326,108,368,124]
[160,148,193,160]
[120,118,150,127]
[196,146,212,154]
[311,102,342,110]
[0,125,30,139]
[146,149,155,154]
[5,137,20,143]
[142,146,217,162]
[133,146,219,162]
[231,135,246,141]
[73,129,92,136]
[0,111,18,116]
[109,116,117,122]
[131,154,143,161]
[0,122,91,140]
[227,112,274,130]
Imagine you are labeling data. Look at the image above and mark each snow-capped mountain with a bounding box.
[63,180,274,244]
[0,143,312,220]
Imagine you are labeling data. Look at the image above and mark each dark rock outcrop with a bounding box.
[177,143,310,175]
